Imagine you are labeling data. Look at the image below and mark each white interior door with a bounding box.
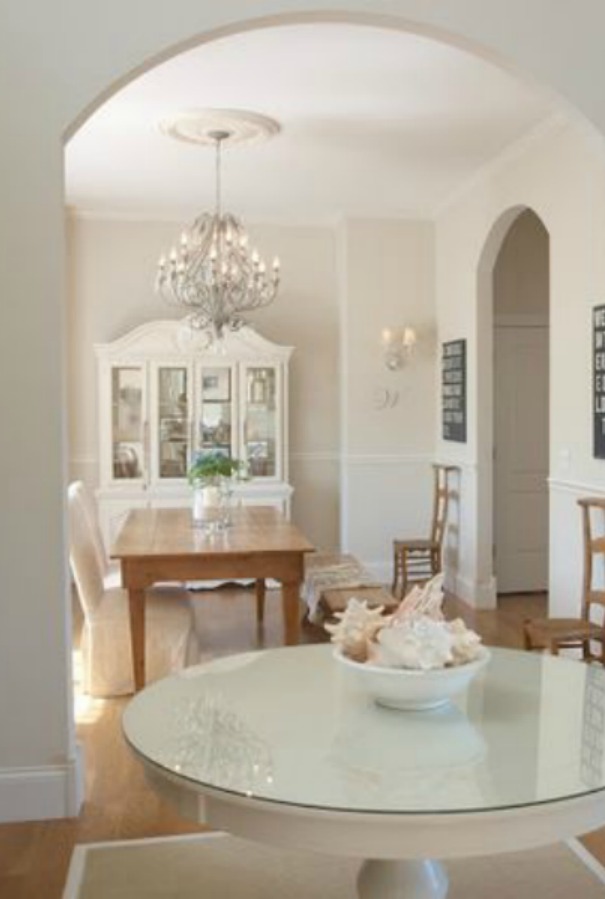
[494,326,549,593]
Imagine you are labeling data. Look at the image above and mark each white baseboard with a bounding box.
[361,563,494,606]
[455,573,497,610]
[0,744,83,823]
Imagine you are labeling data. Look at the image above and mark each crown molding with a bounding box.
[64,205,340,229]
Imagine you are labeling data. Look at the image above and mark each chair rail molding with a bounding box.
[290,451,340,463]
[548,477,605,496]
[343,452,432,467]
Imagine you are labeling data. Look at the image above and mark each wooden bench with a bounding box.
[303,552,396,624]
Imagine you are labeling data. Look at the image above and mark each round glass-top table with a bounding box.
[123,644,605,899]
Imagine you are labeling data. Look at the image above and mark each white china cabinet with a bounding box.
[95,319,293,548]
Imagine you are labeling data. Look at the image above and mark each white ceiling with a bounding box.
[64,23,558,224]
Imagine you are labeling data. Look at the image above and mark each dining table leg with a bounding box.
[255,578,266,624]
[281,579,301,645]
[127,587,146,692]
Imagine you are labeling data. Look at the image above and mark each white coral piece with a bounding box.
[371,617,455,670]
[325,598,390,662]
[327,574,483,670]
[392,573,445,623]
[447,618,483,665]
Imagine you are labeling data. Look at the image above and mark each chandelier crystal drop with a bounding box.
[155,129,280,340]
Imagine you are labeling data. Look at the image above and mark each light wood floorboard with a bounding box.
[0,586,603,899]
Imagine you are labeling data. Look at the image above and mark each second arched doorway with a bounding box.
[476,205,550,603]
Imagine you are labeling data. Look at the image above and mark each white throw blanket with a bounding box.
[302,555,380,623]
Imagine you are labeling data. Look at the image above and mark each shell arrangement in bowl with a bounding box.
[325,574,483,670]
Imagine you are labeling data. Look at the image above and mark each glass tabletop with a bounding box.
[122,644,605,816]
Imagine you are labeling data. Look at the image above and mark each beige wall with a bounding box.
[435,118,605,611]
[67,215,435,566]
[5,0,605,824]
[340,218,436,576]
[67,216,340,550]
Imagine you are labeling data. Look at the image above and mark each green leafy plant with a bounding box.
[187,450,244,485]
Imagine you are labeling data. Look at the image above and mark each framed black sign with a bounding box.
[442,339,467,443]
[593,305,605,458]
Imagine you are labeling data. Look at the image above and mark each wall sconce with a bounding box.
[381,326,417,370]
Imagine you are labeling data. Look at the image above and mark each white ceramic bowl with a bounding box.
[334,646,491,711]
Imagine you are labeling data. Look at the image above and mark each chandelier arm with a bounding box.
[215,137,221,218]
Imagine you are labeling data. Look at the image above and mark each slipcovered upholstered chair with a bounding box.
[68,481,198,696]
[71,480,121,589]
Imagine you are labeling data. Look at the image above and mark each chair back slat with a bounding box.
[579,498,605,624]
[587,590,605,608]
[429,465,459,548]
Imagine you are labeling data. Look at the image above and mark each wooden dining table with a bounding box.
[111,505,315,691]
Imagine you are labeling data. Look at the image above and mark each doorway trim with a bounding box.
[475,204,550,606]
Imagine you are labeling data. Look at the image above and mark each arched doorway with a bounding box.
[8,2,605,827]
[493,210,550,595]
[475,205,550,606]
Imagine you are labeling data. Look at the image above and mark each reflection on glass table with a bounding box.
[124,644,605,899]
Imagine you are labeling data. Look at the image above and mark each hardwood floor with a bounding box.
[0,586,603,898]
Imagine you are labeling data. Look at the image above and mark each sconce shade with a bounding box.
[382,326,417,370]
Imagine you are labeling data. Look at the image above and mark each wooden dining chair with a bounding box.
[392,464,459,600]
[68,482,199,696]
[523,497,605,661]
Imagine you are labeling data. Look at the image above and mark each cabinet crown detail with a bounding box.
[94,319,293,362]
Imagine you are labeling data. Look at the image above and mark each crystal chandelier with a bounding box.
[155,129,280,339]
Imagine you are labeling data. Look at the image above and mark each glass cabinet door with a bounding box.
[111,366,144,480]
[156,366,190,479]
[196,366,234,458]
[242,366,279,478]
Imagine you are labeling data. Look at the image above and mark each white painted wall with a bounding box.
[339,218,436,579]
[435,117,605,611]
[67,216,340,552]
[68,214,435,572]
[4,0,605,823]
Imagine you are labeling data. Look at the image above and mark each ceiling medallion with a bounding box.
[159,108,281,148]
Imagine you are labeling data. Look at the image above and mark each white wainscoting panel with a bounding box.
[548,479,605,618]
[342,454,433,585]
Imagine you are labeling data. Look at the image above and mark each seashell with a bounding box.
[375,617,454,670]
[447,618,483,665]
[325,598,391,661]
[327,574,483,671]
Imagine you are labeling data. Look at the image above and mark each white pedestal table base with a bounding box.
[357,859,448,899]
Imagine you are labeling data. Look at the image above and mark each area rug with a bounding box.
[63,832,605,899]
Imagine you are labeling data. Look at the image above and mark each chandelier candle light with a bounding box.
[155,117,280,340]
